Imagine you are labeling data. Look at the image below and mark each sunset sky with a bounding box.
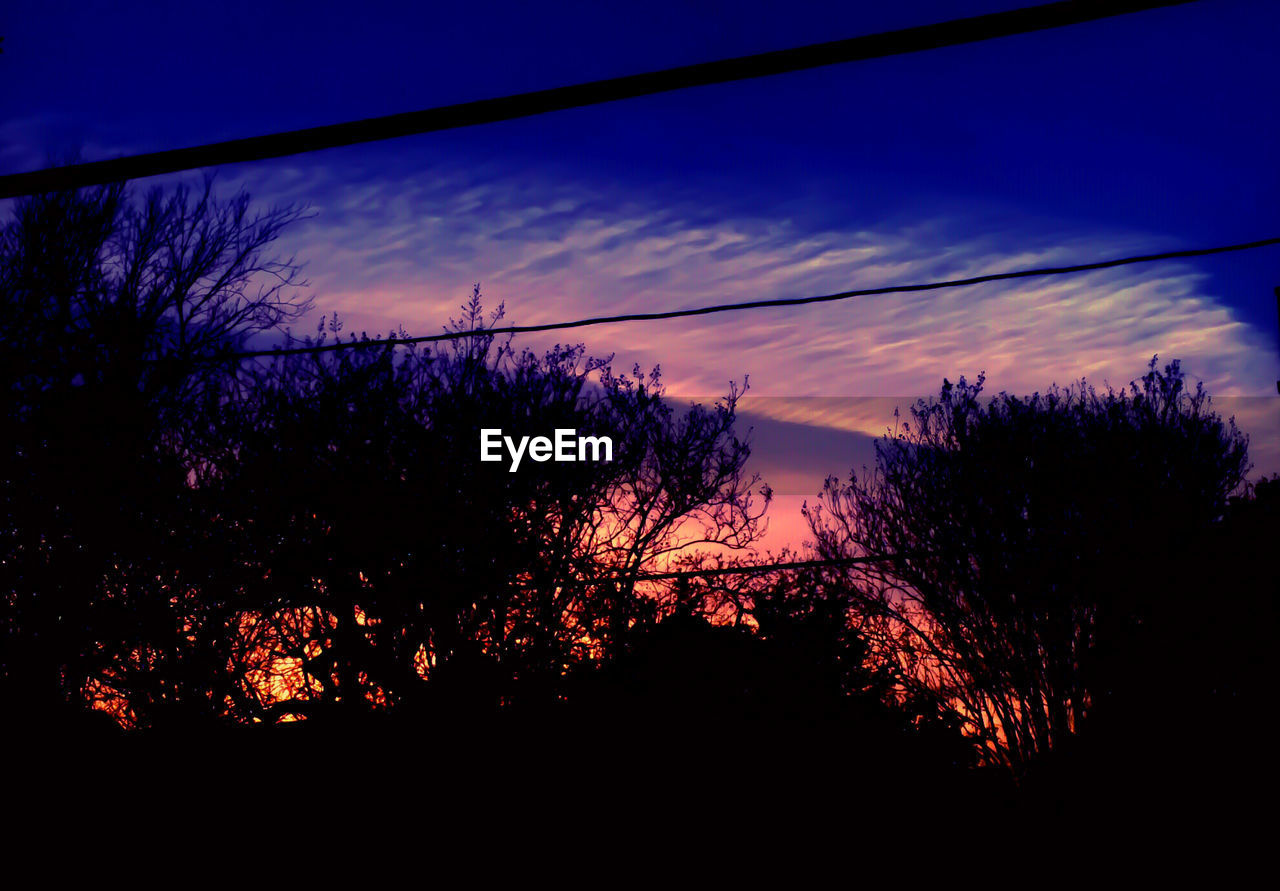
[4,0,1278,551]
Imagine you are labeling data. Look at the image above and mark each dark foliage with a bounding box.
[3,184,955,776]
[1,177,312,732]
[4,182,1270,818]
[805,362,1260,774]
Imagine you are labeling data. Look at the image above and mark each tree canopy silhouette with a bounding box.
[5,180,1268,814]
[803,360,1252,770]
[0,180,776,732]
[108,291,772,729]
[0,177,312,731]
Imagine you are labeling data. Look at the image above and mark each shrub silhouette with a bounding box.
[0,178,311,732]
[804,360,1252,772]
[161,295,770,727]
[4,182,1264,810]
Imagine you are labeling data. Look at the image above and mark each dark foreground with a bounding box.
[9,708,1269,842]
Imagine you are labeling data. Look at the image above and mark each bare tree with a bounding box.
[803,359,1250,770]
[82,288,770,728]
[0,175,312,728]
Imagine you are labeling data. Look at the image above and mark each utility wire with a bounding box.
[504,554,910,589]
[203,234,1280,362]
[0,0,1201,200]
[616,555,904,584]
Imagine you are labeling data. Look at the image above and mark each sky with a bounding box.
[3,0,1278,552]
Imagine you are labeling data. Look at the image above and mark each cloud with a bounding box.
[219,154,1280,545]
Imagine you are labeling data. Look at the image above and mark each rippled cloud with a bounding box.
[221,156,1280,544]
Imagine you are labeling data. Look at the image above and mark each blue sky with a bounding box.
[4,0,1278,549]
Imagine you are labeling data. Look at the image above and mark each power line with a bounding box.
[621,555,900,584]
[506,554,908,588]
[0,0,1201,200]
[207,233,1280,362]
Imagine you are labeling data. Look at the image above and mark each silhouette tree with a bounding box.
[0,177,312,731]
[78,288,772,731]
[803,359,1251,771]
[612,558,977,765]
